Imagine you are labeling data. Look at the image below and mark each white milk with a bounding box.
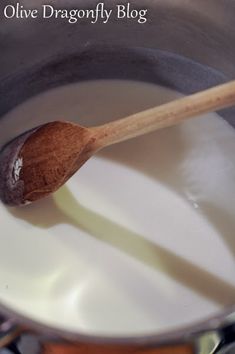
[0,80,235,337]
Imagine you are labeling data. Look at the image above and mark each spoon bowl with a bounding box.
[0,122,94,206]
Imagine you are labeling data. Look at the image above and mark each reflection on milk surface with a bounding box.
[0,80,235,336]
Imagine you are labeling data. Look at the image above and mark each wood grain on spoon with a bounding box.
[1,81,235,206]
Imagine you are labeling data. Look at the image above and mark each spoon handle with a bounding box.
[93,80,235,148]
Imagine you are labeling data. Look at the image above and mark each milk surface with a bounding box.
[0,80,235,336]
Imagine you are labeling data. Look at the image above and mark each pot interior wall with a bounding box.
[1,0,235,126]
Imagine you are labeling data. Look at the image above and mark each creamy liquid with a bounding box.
[0,80,235,337]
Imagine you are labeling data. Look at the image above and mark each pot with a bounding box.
[0,0,235,353]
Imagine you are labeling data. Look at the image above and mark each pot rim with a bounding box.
[0,301,234,345]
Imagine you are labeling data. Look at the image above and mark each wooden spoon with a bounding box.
[1,81,235,207]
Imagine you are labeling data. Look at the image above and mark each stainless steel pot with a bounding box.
[0,0,235,353]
